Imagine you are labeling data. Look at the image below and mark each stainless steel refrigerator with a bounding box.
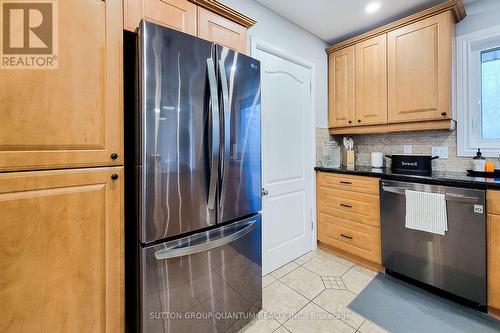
[124,21,262,333]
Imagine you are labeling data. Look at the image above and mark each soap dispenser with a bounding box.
[473,149,486,172]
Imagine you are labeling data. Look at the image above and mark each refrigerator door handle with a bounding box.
[218,59,231,208]
[207,57,220,210]
[154,219,257,260]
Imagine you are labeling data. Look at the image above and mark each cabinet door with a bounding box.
[0,0,122,172]
[0,167,123,333]
[124,0,197,34]
[197,7,247,53]
[355,34,387,125]
[328,47,355,128]
[387,12,452,123]
[489,214,500,309]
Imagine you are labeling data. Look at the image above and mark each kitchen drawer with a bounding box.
[317,187,380,226]
[318,213,381,264]
[317,172,379,194]
[488,190,500,215]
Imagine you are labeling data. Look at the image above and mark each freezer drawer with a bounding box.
[141,214,262,333]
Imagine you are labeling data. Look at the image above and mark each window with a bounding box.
[457,26,500,156]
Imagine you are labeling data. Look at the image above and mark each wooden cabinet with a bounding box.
[0,167,123,333]
[123,0,254,53]
[0,0,123,172]
[124,0,197,34]
[388,12,453,123]
[326,0,465,134]
[198,7,247,53]
[317,172,381,265]
[355,34,387,126]
[328,47,355,128]
[488,191,500,312]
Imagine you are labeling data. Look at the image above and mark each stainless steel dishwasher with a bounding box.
[380,180,487,306]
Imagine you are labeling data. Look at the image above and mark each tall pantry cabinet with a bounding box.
[0,1,124,332]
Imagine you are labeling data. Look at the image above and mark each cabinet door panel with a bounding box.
[198,7,247,53]
[0,0,122,172]
[0,167,123,333]
[144,0,197,34]
[387,12,452,123]
[355,34,387,125]
[328,47,355,128]
[489,214,500,309]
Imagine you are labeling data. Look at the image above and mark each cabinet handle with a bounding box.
[339,181,352,185]
[111,174,119,180]
[441,112,447,116]
[111,153,118,160]
[340,203,352,208]
[341,234,353,240]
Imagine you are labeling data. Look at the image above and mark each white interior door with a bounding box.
[252,40,314,275]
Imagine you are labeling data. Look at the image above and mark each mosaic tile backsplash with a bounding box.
[316,128,481,172]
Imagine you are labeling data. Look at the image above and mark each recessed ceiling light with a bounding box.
[366,1,381,14]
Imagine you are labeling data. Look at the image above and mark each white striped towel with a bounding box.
[405,190,448,235]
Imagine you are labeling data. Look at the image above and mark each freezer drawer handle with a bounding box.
[381,186,479,203]
[154,220,257,260]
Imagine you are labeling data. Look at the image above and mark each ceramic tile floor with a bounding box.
[240,248,389,333]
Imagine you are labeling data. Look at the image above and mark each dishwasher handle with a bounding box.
[382,186,479,203]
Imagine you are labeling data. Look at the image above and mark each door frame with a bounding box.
[250,37,318,254]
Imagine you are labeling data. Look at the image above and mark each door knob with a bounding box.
[262,188,269,197]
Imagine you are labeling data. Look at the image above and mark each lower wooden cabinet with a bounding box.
[317,172,381,264]
[0,167,123,333]
[488,191,500,312]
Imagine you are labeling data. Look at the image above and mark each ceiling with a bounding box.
[255,0,476,44]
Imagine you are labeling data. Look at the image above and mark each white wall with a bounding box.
[457,0,500,37]
[219,0,329,128]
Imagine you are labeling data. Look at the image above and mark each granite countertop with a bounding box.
[314,165,500,190]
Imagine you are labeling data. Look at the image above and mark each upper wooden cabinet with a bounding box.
[198,7,247,53]
[0,167,123,333]
[388,12,453,123]
[123,0,255,53]
[328,47,355,128]
[0,0,123,172]
[124,0,197,34]
[326,0,465,134]
[355,34,387,126]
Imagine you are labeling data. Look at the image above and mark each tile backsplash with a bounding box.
[316,128,481,172]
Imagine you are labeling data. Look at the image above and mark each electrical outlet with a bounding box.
[404,145,413,154]
[432,147,449,159]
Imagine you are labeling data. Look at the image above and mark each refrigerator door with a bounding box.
[217,46,262,223]
[139,21,219,243]
[141,214,262,333]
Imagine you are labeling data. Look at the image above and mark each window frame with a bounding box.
[457,24,500,157]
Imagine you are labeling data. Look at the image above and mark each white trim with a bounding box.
[457,24,500,157]
[250,37,318,252]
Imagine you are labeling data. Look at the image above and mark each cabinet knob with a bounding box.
[111,174,119,180]
[441,112,447,116]
[111,153,118,160]
[357,119,361,123]
[348,120,352,124]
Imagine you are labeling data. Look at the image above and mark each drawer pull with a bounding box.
[341,234,353,240]
[339,181,352,185]
[340,203,352,208]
